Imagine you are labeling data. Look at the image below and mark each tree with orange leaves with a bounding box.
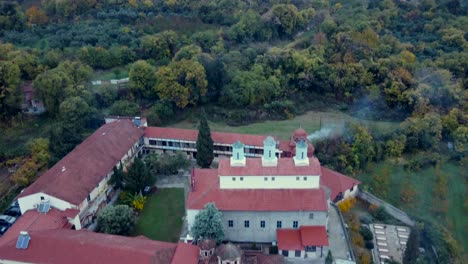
[26,6,48,25]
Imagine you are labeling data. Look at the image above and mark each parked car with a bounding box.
[0,215,16,227]
[5,207,21,217]
[0,226,7,236]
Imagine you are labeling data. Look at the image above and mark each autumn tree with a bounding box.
[155,59,208,108]
[141,31,178,61]
[196,109,214,168]
[0,61,21,121]
[12,138,50,186]
[26,6,48,25]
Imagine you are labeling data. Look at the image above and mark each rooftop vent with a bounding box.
[16,231,31,250]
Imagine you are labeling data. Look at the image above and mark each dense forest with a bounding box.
[0,0,466,263]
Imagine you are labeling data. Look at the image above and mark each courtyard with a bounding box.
[132,188,185,242]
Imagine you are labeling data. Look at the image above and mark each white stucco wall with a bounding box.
[18,192,75,214]
[343,185,359,199]
[219,175,320,189]
[0,259,32,264]
[280,247,328,259]
[187,210,328,243]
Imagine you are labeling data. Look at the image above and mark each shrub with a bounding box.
[360,226,373,241]
[371,206,391,221]
[359,214,373,224]
[338,197,356,213]
[109,100,139,116]
[365,240,374,250]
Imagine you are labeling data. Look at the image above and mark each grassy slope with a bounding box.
[132,188,185,242]
[170,110,400,140]
[359,162,467,251]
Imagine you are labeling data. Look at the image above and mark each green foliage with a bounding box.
[359,226,373,241]
[403,227,420,264]
[145,152,190,175]
[109,100,140,116]
[48,121,83,162]
[196,109,214,168]
[12,138,50,187]
[97,204,136,236]
[371,206,391,221]
[0,2,25,31]
[59,97,92,130]
[147,101,174,126]
[191,203,225,243]
[325,250,333,264]
[111,162,125,189]
[124,158,154,194]
[141,30,178,61]
[129,60,156,99]
[0,61,21,121]
[155,59,208,108]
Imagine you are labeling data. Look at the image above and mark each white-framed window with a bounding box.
[240,177,244,181]
[244,220,250,228]
[272,177,275,181]
[232,177,236,181]
[228,220,233,227]
[295,250,301,257]
[264,177,268,181]
[260,220,266,228]
[293,221,298,228]
[296,177,300,181]
[277,221,282,228]
[303,176,307,181]
[309,213,314,219]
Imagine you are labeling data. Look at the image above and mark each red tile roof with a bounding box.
[0,208,71,247]
[320,166,360,200]
[18,120,144,205]
[171,242,200,264]
[277,226,328,250]
[299,226,329,246]
[218,157,321,176]
[277,229,303,250]
[187,169,327,211]
[145,127,277,147]
[0,229,178,264]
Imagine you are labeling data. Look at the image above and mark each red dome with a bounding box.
[293,128,308,138]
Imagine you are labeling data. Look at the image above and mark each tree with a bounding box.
[403,228,420,264]
[110,162,124,189]
[59,96,92,130]
[26,6,48,25]
[196,109,214,168]
[145,152,190,175]
[270,4,302,36]
[155,59,208,108]
[141,31,178,61]
[129,60,156,99]
[0,2,26,31]
[97,205,136,235]
[325,250,333,264]
[48,121,83,163]
[191,203,224,243]
[124,158,154,194]
[0,61,21,121]
[109,100,140,116]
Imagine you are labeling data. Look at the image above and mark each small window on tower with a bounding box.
[301,152,304,159]
[264,177,268,181]
[296,177,300,181]
[272,177,275,181]
[240,177,244,181]
[269,150,272,158]
[232,177,236,181]
[303,177,307,181]
[236,153,239,159]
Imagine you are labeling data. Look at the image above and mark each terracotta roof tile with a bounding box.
[144,127,276,147]
[18,120,144,205]
[0,208,71,247]
[218,157,321,176]
[187,169,327,211]
[320,166,360,200]
[171,242,200,264]
[277,229,303,250]
[277,226,328,250]
[0,229,177,264]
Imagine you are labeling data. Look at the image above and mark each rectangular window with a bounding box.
[260,220,266,228]
[149,140,157,145]
[269,150,272,158]
[309,213,314,219]
[293,221,298,229]
[296,177,300,181]
[228,220,233,228]
[87,194,91,202]
[40,196,44,201]
[272,177,275,181]
[277,221,282,228]
[282,250,289,257]
[264,177,268,181]
[232,177,236,181]
[240,177,244,181]
[244,220,250,228]
[295,250,301,257]
[303,177,307,181]
[350,186,354,191]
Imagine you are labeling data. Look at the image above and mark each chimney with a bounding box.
[230,141,246,167]
[293,140,309,166]
[133,116,141,127]
[262,136,278,167]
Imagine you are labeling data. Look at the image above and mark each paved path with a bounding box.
[328,204,352,261]
[155,173,189,188]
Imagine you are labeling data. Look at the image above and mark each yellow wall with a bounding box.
[219,175,320,189]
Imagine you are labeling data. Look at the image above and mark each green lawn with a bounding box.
[133,188,185,242]
[171,110,400,140]
[359,161,467,251]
